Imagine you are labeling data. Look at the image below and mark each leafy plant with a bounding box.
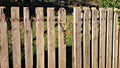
[99,0,120,8]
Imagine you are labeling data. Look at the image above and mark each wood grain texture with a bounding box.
[119,30,120,68]
[58,8,66,68]
[72,7,82,68]
[11,7,21,68]
[106,8,113,68]
[0,10,2,68]
[99,8,106,68]
[112,8,119,68]
[47,8,55,68]
[83,7,91,68]
[0,8,2,68]
[0,7,9,68]
[24,7,33,68]
[36,7,44,68]
[91,7,98,68]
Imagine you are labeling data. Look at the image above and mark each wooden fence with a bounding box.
[0,7,119,68]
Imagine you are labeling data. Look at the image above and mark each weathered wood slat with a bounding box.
[58,8,66,68]
[47,8,55,68]
[91,7,98,68]
[0,11,1,68]
[106,8,113,68]
[112,8,119,68]
[24,7,33,68]
[119,30,120,68]
[72,7,82,68]
[83,7,91,68]
[0,11,2,68]
[99,8,106,68]
[0,7,9,68]
[11,7,21,68]
[36,7,44,68]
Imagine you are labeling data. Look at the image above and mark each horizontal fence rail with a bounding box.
[0,7,119,68]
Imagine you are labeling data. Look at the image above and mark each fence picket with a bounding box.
[11,7,21,68]
[119,30,120,68]
[36,7,44,68]
[58,8,66,68]
[0,7,9,68]
[47,8,55,68]
[106,8,113,68]
[91,8,98,68]
[99,8,106,68]
[83,7,91,68]
[112,8,119,68]
[24,7,33,68]
[72,7,82,68]
[0,11,1,68]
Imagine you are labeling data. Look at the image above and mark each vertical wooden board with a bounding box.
[112,8,119,68]
[58,8,66,68]
[24,7,33,68]
[47,8,55,68]
[91,8,98,68]
[0,7,9,68]
[0,8,2,68]
[0,12,2,68]
[36,7,44,68]
[11,7,21,68]
[106,8,113,68]
[119,30,120,68]
[99,8,106,68]
[72,7,82,68]
[83,7,91,68]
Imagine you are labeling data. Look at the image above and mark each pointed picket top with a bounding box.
[11,7,19,21]
[58,8,66,24]
[0,7,5,22]
[35,7,43,21]
[0,6,5,13]
[83,7,91,18]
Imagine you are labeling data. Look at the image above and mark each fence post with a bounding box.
[72,7,82,68]
[112,8,119,68]
[83,7,91,68]
[106,8,113,68]
[91,7,98,68]
[36,7,44,68]
[24,7,33,68]
[99,8,106,68]
[11,7,21,68]
[47,8,55,68]
[58,8,66,68]
[0,7,9,68]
